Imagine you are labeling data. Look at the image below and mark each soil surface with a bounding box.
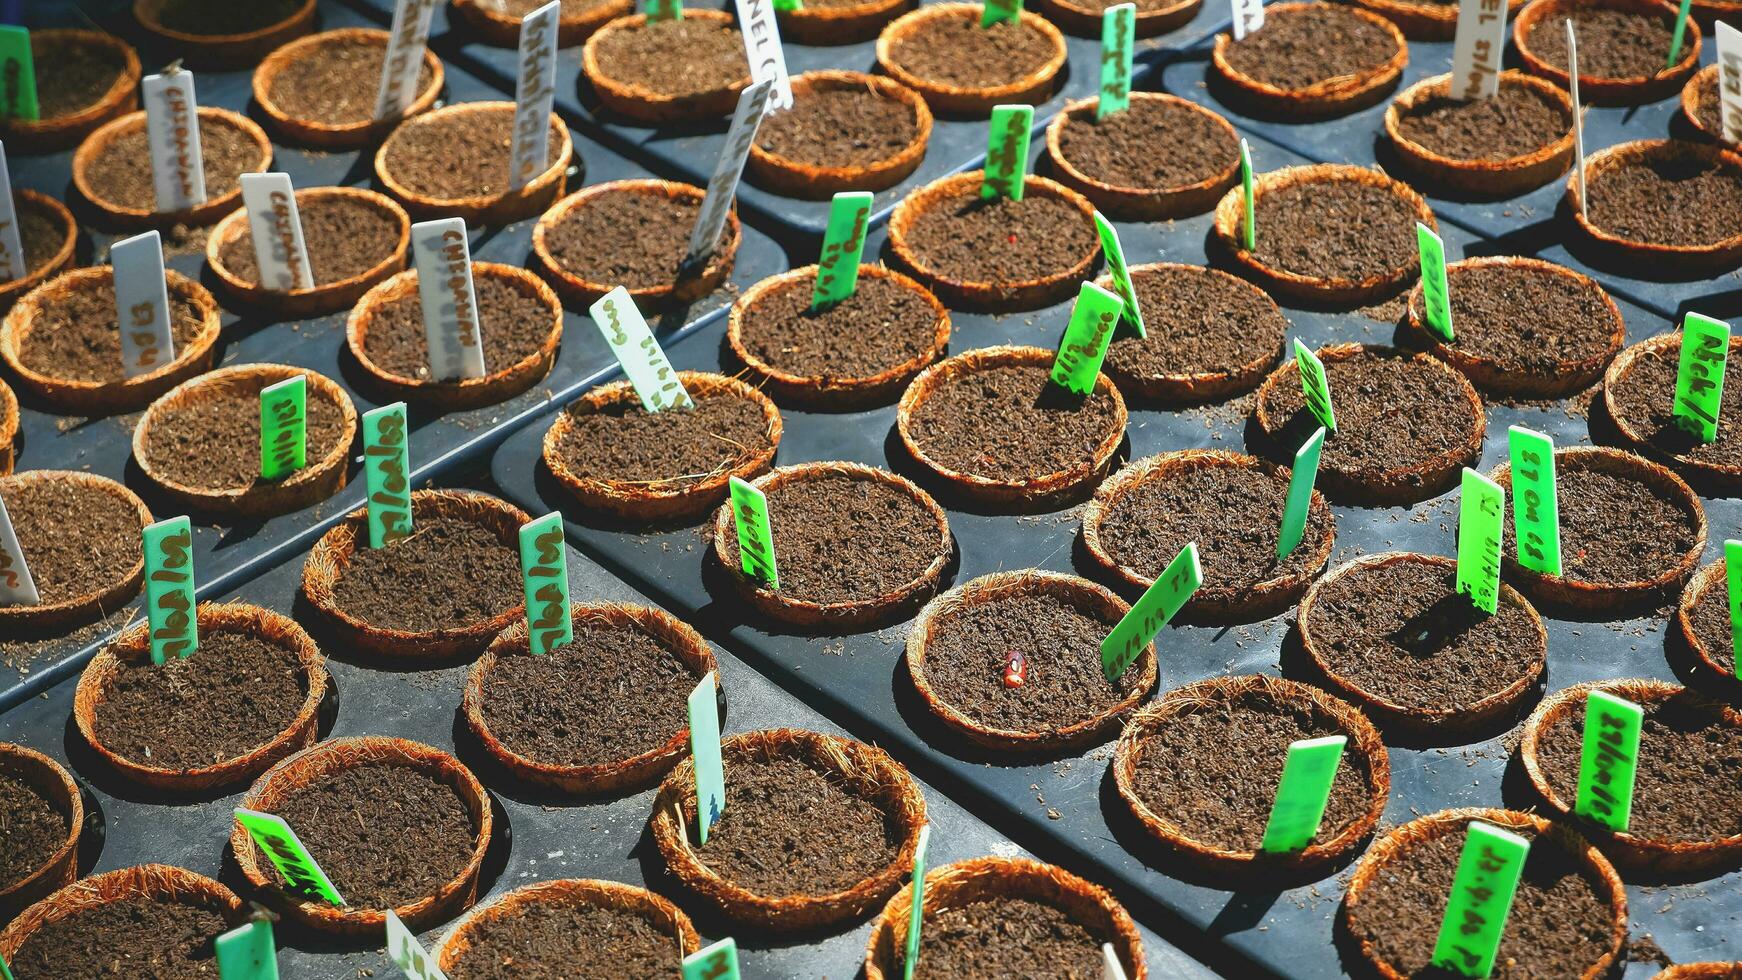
[362,275,553,381]
[1054,98,1237,190]
[1103,265,1287,393]
[17,281,207,383]
[0,475,142,606]
[0,772,69,892]
[591,18,748,99]
[81,113,262,213]
[550,386,772,489]
[1584,152,1742,248]
[1246,179,1419,283]
[9,894,230,978]
[33,35,126,120]
[542,188,708,290]
[154,0,304,34]
[736,274,939,381]
[901,188,1098,285]
[1685,568,1737,673]
[886,17,1057,89]
[1499,460,1701,587]
[266,35,436,125]
[217,195,403,287]
[1526,8,1678,80]
[1607,338,1741,470]
[494,0,618,13]
[1433,263,1618,380]
[16,198,67,275]
[328,516,522,634]
[905,362,1122,483]
[898,897,1109,978]
[383,109,565,201]
[139,382,350,491]
[1221,5,1398,89]
[1394,83,1571,161]
[1690,69,1723,135]
[446,900,681,979]
[754,86,919,168]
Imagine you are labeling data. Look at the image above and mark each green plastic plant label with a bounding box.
[1416,222,1454,342]
[646,0,683,21]
[1258,734,1348,854]
[143,516,197,664]
[510,2,560,192]
[362,402,414,549]
[682,937,740,980]
[1507,426,1562,577]
[0,27,36,121]
[1097,4,1134,119]
[1239,138,1255,250]
[588,285,695,412]
[1050,281,1125,396]
[0,952,11,980]
[1574,689,1644,833]
[1092,212,1144,337]
[0,497,39,607]
[386,909,448,980]
[812,191,873,309]
[1293,339,1337,433]
[373,0,438,120]
[688,672,727,844]
[1674,312,1730,444]
[1456,467,1504,616]
[1668,0,1694,67]
[773,0,801,10]
[1430,821,1530,978]
[1101,542,1201,682]
[258,376,307,482]
[1449,0,1505,100]
[1728,539,1742,660]
[1718,23,1742,144]
[215,919,279,980]
[982,0,1022,27]
[234,808,345,907]
[1276,426,1326,561]
[518,512,572,655]
[902,823,931,980]
[728,476,779,588]
[981,104,1033,200]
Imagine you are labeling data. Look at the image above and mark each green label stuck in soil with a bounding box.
[1574,689,1644,833]
[1051,281,1125,396]
[362,402,414,550]
[646,0,683,21]
[1276,426,1325,560]
[1259,735,1347,854]
[903,824,931,980]
[687,671,727,845]
[1668,0,1694,67]
[1239,139,1255,251]
[813,191,872,309]
[0,27,37,122]
[234,808,346,907]
[1098,3,1134,119]
[1101,542,1201,682]
[728,476,779,589]
[143,516,198,664]
[258,376,307,482]
[214,919,279,980]
[518,512,573,655]
[981,104,1033,201]
[1456,467,1504,616]
[1431,821,1530,978]
[1728,539,1742,658]
[982,0,1022,27]
[683,937,740,980]
[1292,340,1336,433]
[1093,213,1144,337]
[1416,223,1454,342]
[1506,426,1561,578]
[1674,312,1730,444]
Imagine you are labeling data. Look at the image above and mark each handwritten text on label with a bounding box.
[142,69,207,213]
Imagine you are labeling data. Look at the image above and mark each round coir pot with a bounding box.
[0,470,151,634]
[1384,71,1578,198]
[73,105,273,229]
[1045,92,1241,221]
[437,878,702,975]
[232,736,492,934]
[0,744,82,924]
[0,865,245,975]
[709,461,952,630]
[726,264,950,409]
[1568,138,1742,277]
[1514,0,1700,105]
[1096,263,1287,403]
[73,601,328,792]
[302,489,530,661]
[1210,3,1407,119]
[206,185,411,318]
[543,371,782,523]
[0,29,140,153]
[582,11,751,123]
[1035,0,1199,38]
[1353,0,1526,39]
[875,3,1068,115]
[863,857,1148,979]
[134,0,316,69]
[1112,674,1390,882]
[650,728,927,931]
[532,178,737,311]
[0,379,12,475]
[0,266,222,416]
[133,363,359,520]
[347,261,563,411]
[1341,808,1627,980]
[453,0,634,47]
[1681,65,1738,151]
[905,570,1158,753]
[463,602,717,795]
[375,101,572,225]
[1604,331,1742,493]
[776,0,911,44]
[253,28,445,149]
[0,190,77,314]
[747,71,933,198]
[1677,557,1740,684]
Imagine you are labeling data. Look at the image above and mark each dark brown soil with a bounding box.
[362,275,553,381]
[1098,458,1332,594]
[906,362,1122,483]
[1686,571,1737,673]
[1394,83,1572,161]
[0,475,141,606]
[901,188,1098,285]
[383,109,565,202]
[217,195,402,287]
[1499,462,1700,587]
[263,763,477,909]
[1526,8,1676,80]
[1608,338,1740,469]
[897,897,1108,978]
[688,753,900,896]
[542,188,705,290]
[1256,346,1481,486]
[886,17,1057,90]
[1067,0,1190,9]
[1536,689,1742,843]
[736,274,939,381]
[327,517,522,634]
[446,899,680,979]
[33,35,126,120]
[1247,179,1419,283]
[1304,557,1544,715]
[154,0,303,35]
[921,587,1139,734]
[495,0,618,13]
[719,470,945,604]
[1221,5,1399,90]
[550,386,772,488]
[1054,98,1237,190]
[1691,69,1722,135]
[479,617,698,768]
[1435,263,1617,378]
[266,35,436,126]
[91,625,308,771]
[754,86,920,168]
[591,18,748,99]
[1348,821,1618,978]
[139,382,350,491]
[17,198,67,275]
[1126,684,1373,852]
[1585,153,1742,248]
[1103,265,1287,392]
[80,112,261,213]
[0,772,70,892]
[17,280,206,383]
[9,895,230,978]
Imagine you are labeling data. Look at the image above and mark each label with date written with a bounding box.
[812,191,872,308]
[518,512,573,655]
[0,497,39,607]
[1430,821,1530,978]
[1673,312,1730,444]
[687,671,727,846]
[411,218,488,381]
[111,231,177,380]
[214,919,279,980]
[588,286,695,412]
[1050,281,1124,395]
[1455,467,1504,615]
[1098,4,1134,118]
[1449,0,1506,99]
[682,937,739,980]
[1718,23,1742,143]
[1507,426,1561,577]
[728,476,778,588]
[239,173,314,292]
[258,376,307,482]
[234,808,345,906]
[142,68,207,213]
[386,910,448,980]
[1574,689,1643,832]
[980,104,1034,201]
[362,403,414,549]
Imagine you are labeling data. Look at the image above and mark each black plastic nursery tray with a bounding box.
[1,2,790,710]
[492,129,1742,977]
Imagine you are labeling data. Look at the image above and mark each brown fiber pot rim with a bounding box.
[1352,0,1526,38]
[0,378,15,473]
[133,0,317,63]
[904,570,1160,752]
[746,71,934,196]
[1567,139,1742,261]
[461,603,717,794]
[0,864,245,963]
[875,4,1068,112]
[1045,93,1242,210]
[0,744,83,916]
[206,185,412,312]
[252,28,445,148]
[1111,673,1391,876]
[1677,558,1737,682]
[1680,65,1737,149]
[1094,262,1285,401]
[1514,0,1700,102]
[0,470,151,632]
[1603,331,1742,490]
[0,191,77,311]
[862,856,1148,979]
[650,728,928,931]
[0,30,141,150]
[1298,552,1548,733]
[1342,807,1627,980]
[73,106,273,228]
[72,601,327,790]
[436,877,701,971]
[531,178,739,311]
[373,102,573,217]
[453,0,634,46]
[1385,71,1578,182]
[1211,3,1408,110]
[231,735,492,933]
[582,11,752,116]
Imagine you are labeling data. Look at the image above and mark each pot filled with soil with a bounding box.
[206,185,410,318]
[1680,65,1738,150]
[747,71,932,198]
[581,11,750,123]
[1567,139,1742,276]
[0,470,151,634]
[0,866,245,973]
[0,190,76,313]
[0,29,140,153]
[1603,332,1741,493]
[133,0,317,69]
[1096,264,1286,403]
[1210,2,1407,118]
[253,27,444,149]
[1044,93,1241,220]
[876,3,1068,114]
[1514,0,1699,104]
[436,877,702,975]
[1676,557,1740,684]
[0,744,82,924]
[532,179,735,311]
[1035,0,1199,37]
[776,0,912,45]
[73,106,272,229]
[1384,71,1578,197]
[1353,0,1526,39]
[375,102,572,225]
[454,0,633,47]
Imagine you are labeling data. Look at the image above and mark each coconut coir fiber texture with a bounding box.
[736,275,938,381]
[905,363,1121,482]
[17,282,206,383]
[362,276,552,381]
[550,388,772,487]
[446,901,681,980]
[328,518,522,633]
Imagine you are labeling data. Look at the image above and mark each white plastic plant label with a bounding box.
[1718,22,1742,144]
[111,231,177,379]
[684,79,774,268]
[410,218,488,381]
[385,910,448,980]
[374,0,438,120]
[509,1,561,192]
[238,173,314,292]
[141,67,207,213]
[734,0,794,110]
[0,497,39,607]
[1567,20,1587,214]
[1231,0,1264,40]
[1450,0,1506,99]
[0,141,24,284]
